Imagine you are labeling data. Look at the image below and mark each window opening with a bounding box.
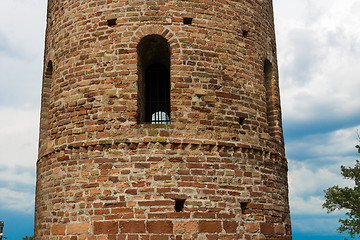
[264,59,274,136]
[145,62,170,123]
[175,199,186,212]
[264,60,272,81]
[39,60,53,147]
[137,35,171,124]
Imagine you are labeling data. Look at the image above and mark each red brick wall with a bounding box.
[36,0,291,239]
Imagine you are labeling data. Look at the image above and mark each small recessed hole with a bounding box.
[107,18,117,27]
[239,117,245,125]
[183,18,193,25]
[242,30,249,38]
[241,202,249,214]
[175,199,186,212]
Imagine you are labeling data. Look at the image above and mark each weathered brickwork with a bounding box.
[36,0,291,239]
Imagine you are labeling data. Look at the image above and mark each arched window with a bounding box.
[39,60,53,147]
[137,35,171,124]
[264,59,274,136]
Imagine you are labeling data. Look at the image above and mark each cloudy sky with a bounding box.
[0,0,359,239]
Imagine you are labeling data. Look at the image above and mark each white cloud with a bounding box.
[0,51,43,108]
[0,107,38,213]
[275,0,360,124]
[288,160,354,214]
[287,125,358,216]
[0,0,46,108]
[0,0,46,54]
[0,107,40,167]
[286,125,360,160]
[0,188,35,214]
[0,165,35,187]
[274,1,360,236]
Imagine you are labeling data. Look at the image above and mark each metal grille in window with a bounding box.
[145,63,170,124]
[152,111,170,124]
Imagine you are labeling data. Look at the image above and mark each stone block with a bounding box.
[147,220,173,234]
[94,221,118,234]
[119,221,146,233]
[51,224,65,235]
[173,221,197,233]
[68,222,89,235]
[198,221,222,233]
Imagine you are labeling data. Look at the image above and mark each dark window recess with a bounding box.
[183,17,193,25]
[137,34,171,124]
[175,199,186,212]
[46,61,53,76]
[241,202,249,214]
[264,60,273,81]
[242,30,249,38]
[107,18,117,26]
[39,60,53,147]
[145,63,171,124]
[264,59,274,136]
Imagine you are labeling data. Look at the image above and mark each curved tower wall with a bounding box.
[36,0,291,239]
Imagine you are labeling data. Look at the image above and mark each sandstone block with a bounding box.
[94,221,118,234]
[119,221,146,233]
[173,221,197,233]
[245,223,259,233]
[260,223,275,235]
[51,224,65,235]
[68,222,89,235]
[198,221,222,233]
[147,220,173,233]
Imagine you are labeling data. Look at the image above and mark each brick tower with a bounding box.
[36,1,291,239]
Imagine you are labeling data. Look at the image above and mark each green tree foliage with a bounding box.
[323,144,360,238]
[22,235,34,240]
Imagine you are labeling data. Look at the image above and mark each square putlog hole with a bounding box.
[174,199,186,212]
[107,18,117,27]
[238,112,247,125]
[239,117,245,125]
[242,30,249,38]
[183,18,193,25]
[241,202,249,214]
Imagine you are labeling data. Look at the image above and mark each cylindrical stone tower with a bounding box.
[36,0,291,239]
